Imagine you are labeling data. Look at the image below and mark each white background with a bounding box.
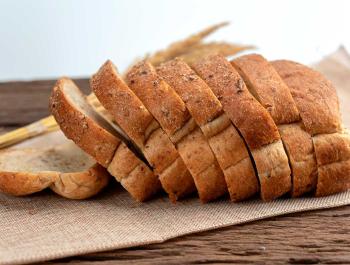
[0,0,349,81]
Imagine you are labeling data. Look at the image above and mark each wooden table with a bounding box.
[1,80,349,265]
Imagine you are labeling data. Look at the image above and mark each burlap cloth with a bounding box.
[1,48,350,265]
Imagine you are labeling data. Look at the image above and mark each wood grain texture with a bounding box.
[1,80,350,265]
[0,79,90,125]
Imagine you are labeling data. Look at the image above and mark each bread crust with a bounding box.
[108,143,161,202]
[51,78,159,201]
[192,54,280,149]
[127,60,227,202]
[50,164,110,199]
[0,165,110,200]
[91,61,154,148]
[0,148,109,199]
[232,54,300,124]
[0,171,54,196]
[192,54,291,201]
[157,59,222,125]
[91,61,194,201]
[278,123,318,196]
[271,60,341,135]
[313,132,350,196]
[157,58,258,201]
[50,78,120,167]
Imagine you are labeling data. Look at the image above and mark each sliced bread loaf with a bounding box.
[272,60,349,196]
[157,58,258,201]
[50,78,160,201]
[0,143,109,199]
[91,61,194,202]
[192,54,291,201]
[126,61,227,202]
[231,54,317,197]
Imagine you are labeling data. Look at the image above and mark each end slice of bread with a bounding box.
[0,143,109,199]
[272,60,349,197]
[50,78,121,167]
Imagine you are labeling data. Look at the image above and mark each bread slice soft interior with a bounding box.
[0,142,109,199]
[50,78,161,201]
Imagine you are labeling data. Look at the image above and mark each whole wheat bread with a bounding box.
[231,54,317,197]
[50,78,160,202]
[313,130,350,195]
[91,60,195,202]
[126,60,227,202]
[272,60,349,196]
[157,58,258,201]
[192,54,291,201]
[0,143,109,199]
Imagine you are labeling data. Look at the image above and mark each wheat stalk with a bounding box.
[0,117,58,149]
[0,22,253,149]
[147,21,229,66]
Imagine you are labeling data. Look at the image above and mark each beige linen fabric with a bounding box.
[0,48,350,265]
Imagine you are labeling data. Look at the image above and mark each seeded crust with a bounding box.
[232,54,315,197]
[50,78,120,167]
[0,146,110,199]
[108,143,161,202]
[50,78,159,202]
[232,54,299,124]
[192,54,291,201]
[91,61,194,202]
[273,60,349,196]
[127,60,227,202]
[271,60,341,135]
[157,58,258,201]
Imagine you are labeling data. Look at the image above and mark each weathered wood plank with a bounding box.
[0,79,90,125]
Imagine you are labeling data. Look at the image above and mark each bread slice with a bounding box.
[192,54,291,201]
[91,61,194,202]
[272,60,349,196]
[50,78,160,202]
[231,54,317,197]
[126,61,227,202]
[156,58,258,201]
[277,123,318,196]
[231,54,300,124]
[271,60,341,135]
[313,131,350,196]
[0,143,109,199]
